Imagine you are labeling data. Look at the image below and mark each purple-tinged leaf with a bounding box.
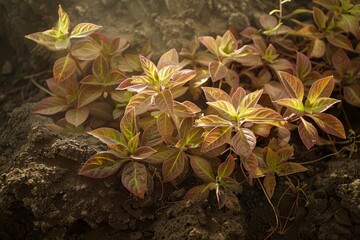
[239,89,263,111]
[77,86,103,108]
[79,152,123,178]
[33,96,69,115]
[147,146,178,164]
[327,34,353,51]
[155,89,174,115]
[71,38,101,60]
[259,14,278,30]
[198,36,219,56]
[157,48,179,69]
[208,61,228,82]
[217,154,235,179]
[142,124,163,147]
[157,113,175,143]
[308,113,346,139]
[202,87,231,102]
[125,93,154,115]
[221,176,242,193]
[264,175,276,199]
[65,107,89,127]
[344,85,360,107]
[53,54,77,82]
[120,108,136,140]
[231,128,256,159]
[201,126,232,152]
[162,150,187,182]
[173,101,197,118]
[189,155,215,183]
[296,52,312,79]
[219,30,238,56]
[121,162,148,198]
[184,183,213,201]
[131,146,157,160]
[298,117,318,150]
[332,49,351,75]
[231,87,246,110]
[307,76,334,103]
[278,71,304,100]
[168,69,196,87]
[92,55,109,77]
[88,127,127,152]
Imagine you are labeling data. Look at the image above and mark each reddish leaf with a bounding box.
[92,55,109,77]
[209,61,227,82]
[277,162,308,176]
[198,36,219,56]
[141,124,163,147]
[120,108,136,140]
[121,162,148,198]
[70,22,102,38]
[313,7,327,29]
[131,146,157,160]
[33,96,69,115]
[157,113,175,143]
[155,89,174,115]
[65,107,89,127]
[202,87,231,102]
[201,126,232,152]
[296,52,312,79]
[71,38,101,60]
[231,128,256,159]
[344,85,360,107]
[127,133,140,153]
[79,152,123,178]
[259,14,278,30]
[189,155,215,183]
[88,127,127,152]
[332,49,351,75]
[327,34,353,51]
[157,48,179,69]
[307,76,334,103]
[125,93,154,115]
[243,153,259,180]
[78,86,103,108]
[53,54,77,82]
[298,117,318,150]
[308,113,346,139]
[162,150,187,182]
[231,87,246,110]
[278,71,304,100]
[146,146,178,164]
[185,127,204,147]
[168,69,196,88]
[217,154,235,179]
[264,175,276,199]
[173,101,197,118]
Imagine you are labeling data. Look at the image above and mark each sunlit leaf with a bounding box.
[217,154,235,179]
[277,162,308,176]
[306,97,340,113]
[56,5,70,35]
[239,89,263,111]
[53,54,77,82]
[140,55,158,82]
[231,128,256,159]
[168,69,197,88]
[308,113,346,139]
[298,117,318,149]
[264,175,276,199]
[202,87,231,102]
[231,87,246,110]
[189,155,215,183]
[79,152,123,178]
[198,36,219,56]
[155,89,174,115]
[25,32,59,51]
[125,93,154,115]
[158,65,181,82]
[308,38,325,58]
[70,23,102,38]
[88,127,127,152]
[207,100,237,120]
[239,108,285,127]
[307,76,334,103]
[162,150,187,182]
[33,96,69,115]
[195,115,232,127]
[71,38,101,60]
[121,162,148,198]
[275,98,305,115]
[157,48,179,69]
[202,126,232,152]
[219,30,237,56]
[120,108,136,140]
[278,71,304,100]
[209,61,227,82]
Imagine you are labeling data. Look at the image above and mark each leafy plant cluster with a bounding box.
[26,1,358,214]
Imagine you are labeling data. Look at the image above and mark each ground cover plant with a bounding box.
[25,0,359,237]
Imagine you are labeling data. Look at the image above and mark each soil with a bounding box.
[1,1,359,240]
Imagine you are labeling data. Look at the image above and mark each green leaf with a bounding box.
[201,126,232,152]
[158,65,181,82]
[189,155,216,183]
[202,87,231,102]
[278,71,304,100]
[275,98,305,115]
[88,127,127,152]
[128,133,140,153]
[139,55,158,82]
[209,61,228,82]
[338,14,360,39]
[298,117,318,150]
[231,128,256,159]
[308,38,325,58]
[120,108,136,140]
[239,89,264,111]
[185,127,204,148]
[308,113,346,139]
[70,23,102,38]
[207,100,238,120]
[305,97,340,113]
[79,152,123,178]
[162,150,187,182]
[55,5,70,35]
[53,54,77,82]
[277,162,308,176]
[307,76,334,103]
[313,7,327,29]
[219,30,237,56]
[65,107,89,127]
[33,96,69,115]
[25,32,59,51]
[217,154,235,179]
[121,162,148,198]
[195,115,232,127]
[231,87,246,110]
[265,148,280,172]
[157,113,175,143]
[343,85,360,107]
[155,89,174,115]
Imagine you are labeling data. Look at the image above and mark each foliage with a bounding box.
[25,1,358,226]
